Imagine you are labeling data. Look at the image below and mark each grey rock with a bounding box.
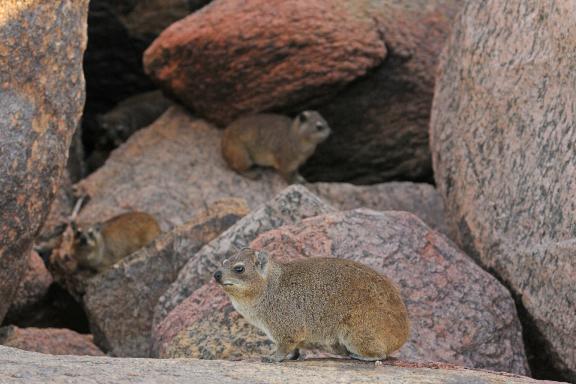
[430,0,576,380]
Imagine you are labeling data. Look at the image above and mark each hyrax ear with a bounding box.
[255,250,269,274]
[298,111,309,124]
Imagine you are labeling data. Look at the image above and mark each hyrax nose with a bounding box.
[214,270,223,282]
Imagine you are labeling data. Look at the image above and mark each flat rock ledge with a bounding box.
[0,347,562,384]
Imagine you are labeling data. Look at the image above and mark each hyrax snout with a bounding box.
[214,248,410,362]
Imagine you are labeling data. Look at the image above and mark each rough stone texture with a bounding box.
[0,327,103,356]
[83,199,249,357]
[156,210,529,375]
[75,106,287,231]
[144,0,460,183]
[153,185,336,328]
[0,346,561,384]
[154,281,271,359]
[34,171,74,260]
[429,1,576,381]
[144,0,387,125]
[0,0,88,324]
[308,182,448,235]
[4,251,53,324]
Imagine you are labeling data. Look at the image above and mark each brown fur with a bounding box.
[73,212,161,273]
[221,111,331,183]
[214,248,410,362]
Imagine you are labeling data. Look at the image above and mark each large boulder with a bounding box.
[155,210,528,375]
[0,0,88,324]
[75,106,287,230]
[144,0,461,183]
[83,199,249,357]
[430,1,576,380]
[308,182,448,235]
[0,327,103,356]
[0,346,558,384]
[153,185,336,331]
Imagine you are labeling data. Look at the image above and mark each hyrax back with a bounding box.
[73,211,161,272]
[221,111,331,183]
[214,248,410,362]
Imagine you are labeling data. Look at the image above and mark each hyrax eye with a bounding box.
[233,265,245,274]
[316,122,324,130]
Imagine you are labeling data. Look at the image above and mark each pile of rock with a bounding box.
[1,0,574,383]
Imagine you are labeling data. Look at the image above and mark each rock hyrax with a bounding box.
[221,111,331,183]
[214,248,409,362]
[72,211,161,273]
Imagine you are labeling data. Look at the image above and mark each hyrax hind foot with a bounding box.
[349,353,387,362]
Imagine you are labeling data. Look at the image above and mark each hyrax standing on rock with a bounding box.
[221,111,331,183]
[214,248,410,362]
[72,212,161,273]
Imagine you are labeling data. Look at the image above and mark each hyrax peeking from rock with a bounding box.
[214,248,409,362]
[221,111,331,183]
[72,212,161,273]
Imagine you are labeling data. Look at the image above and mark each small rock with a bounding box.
[0,326,103,356]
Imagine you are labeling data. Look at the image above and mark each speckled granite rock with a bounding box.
[308,182,448,235]
[5,251,53,323]
[0,0,88,324]
[0,346,562,384]
[144,0,460,183]
[430,1,576,380]
[155,209,528,375]
[153,185,336,328]
[0,327,103,356]
[143,0,386,125]
[75,106,287,231]
[84,199,249,357]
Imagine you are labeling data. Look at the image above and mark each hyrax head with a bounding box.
[214,248,270,299]
[292,110,331,144]
[71,221,103,265]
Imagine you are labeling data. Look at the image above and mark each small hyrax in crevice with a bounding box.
[221,111,331,183]
[72,211,161,273]
[214,248,410,362]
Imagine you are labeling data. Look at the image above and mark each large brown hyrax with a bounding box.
[214,248,409,362]
[221,111,331,183]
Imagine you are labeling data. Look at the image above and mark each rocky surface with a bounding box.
[144,0,460,183]
[153,185,336,330]
[0,0,88,324]
[0,327,103,356]
[156,209,528,375]
[4,251,53,324]
[430,1,576,380]
[0,346,561,384]
[308,182,448,235]
[144,0,387,125]
[83,199,249,357]
[75,106,287,231]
